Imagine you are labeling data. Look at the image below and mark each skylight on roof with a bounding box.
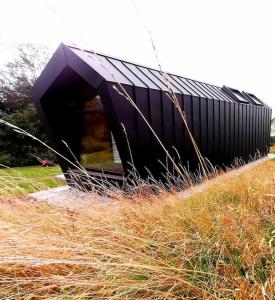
[225,87,250,104]
[243,92,263,106]
[233,91,248,102]
[249,95,262,105]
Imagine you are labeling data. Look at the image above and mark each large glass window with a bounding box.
[78,95,123,173]
[65,84,123,174]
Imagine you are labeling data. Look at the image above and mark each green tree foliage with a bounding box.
[0,44,56,167]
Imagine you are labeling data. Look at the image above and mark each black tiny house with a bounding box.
[32,43,272,184]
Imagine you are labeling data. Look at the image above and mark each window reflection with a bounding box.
[75,94,123,173]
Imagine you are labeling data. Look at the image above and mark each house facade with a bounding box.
[32,44,272,186]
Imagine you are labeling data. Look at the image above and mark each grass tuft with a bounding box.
[0,165,65,195]
[0,159,274,298]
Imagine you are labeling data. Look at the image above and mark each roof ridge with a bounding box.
[65,43,223,90]
[65,43,268,106]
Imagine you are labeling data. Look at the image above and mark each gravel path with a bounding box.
[30,154,275,208]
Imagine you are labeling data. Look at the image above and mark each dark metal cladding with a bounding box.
[260,107,265,154]
[229,103,235,163]
[192,96,201,156]
[234,103,239,159]
[224,101,230,164]
[251,105,255,155]
[207,99,214,161]
[243,105,247,160]
[264,107,269,155]
[183,95,194,168]
[213,100,220,163]
[32,43,272,186]
[258,107,263,154]
[238,104,243,158]
[200,98,208,157]
[268,109,272,152]
[219,101,226,164]
[255,107,259,154]
[249,105,253,158]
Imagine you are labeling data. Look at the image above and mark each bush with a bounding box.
[0,103,55,166]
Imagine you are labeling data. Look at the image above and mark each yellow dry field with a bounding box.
[0,159,274,299]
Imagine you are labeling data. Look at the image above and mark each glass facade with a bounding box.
[64,83,123,174]
[78,95,123,173]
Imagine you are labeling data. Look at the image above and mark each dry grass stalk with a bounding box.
[0,159,274,299]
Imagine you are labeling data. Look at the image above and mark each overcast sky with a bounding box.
[0,0,274,115]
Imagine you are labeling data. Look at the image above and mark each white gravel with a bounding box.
[30,154,275,208]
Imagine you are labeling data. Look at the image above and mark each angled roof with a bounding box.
[34,43,269,107]
[67,44,235,102]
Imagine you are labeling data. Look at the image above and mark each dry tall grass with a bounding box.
[0,159,274,299]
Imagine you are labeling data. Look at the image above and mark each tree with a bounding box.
[0,43,50,113]
[0,43,55,167]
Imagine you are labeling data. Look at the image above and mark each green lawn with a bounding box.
[0,165,65,195]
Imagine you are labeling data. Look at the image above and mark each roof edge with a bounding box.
[32,43,68,101]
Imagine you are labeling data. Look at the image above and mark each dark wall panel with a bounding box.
[134,87,151,146]
[263,108,268,154]
[246,105,250,160]
[258,107,263,154]
[200,98,208,157]
[174,93,185,160]
[229,102,235,163]
[251,105,255,156]
[249,105,253,158]
[262,107,266,154]
[219,101,225,163]
[259,107,263,154]
[148,89,165,175]
[134,86,153,173]
[261,108,265,154]
[238,104,243,158]
[183,95,194,167]
[256,107,260,155]
[207,99,214,161]
[268,108,272,153]
[254,107,259,154]
[103,83,139,171]
[263,108,267,154]
[256,106,260,155]
[213,100,220,164]
[162,92,174,152]
[242,105,247,161]
[246,105,251,160]
[149,89,163,139]
[247,105,251,158]
[268,108,271,152]
[263,107,267,154]
[192,96,201,167]
[224,101,230,164]
[234,103,239,159]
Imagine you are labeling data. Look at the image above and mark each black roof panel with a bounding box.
[44,44,268,106]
